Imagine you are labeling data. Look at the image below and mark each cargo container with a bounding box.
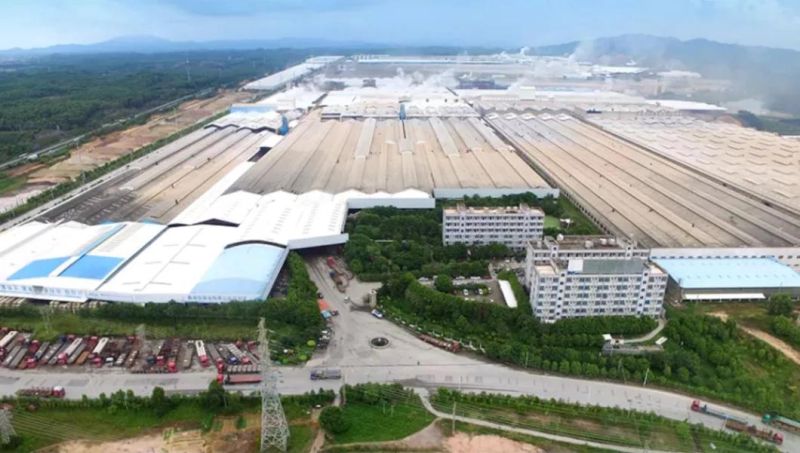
[67,343,87,365]
[224,373,262,385]
[17,386,65,398]
[9,345,28,369]
[309,368,342,380]
[3,345,21,367]
[418,334,460,353]
[725,419,782,445]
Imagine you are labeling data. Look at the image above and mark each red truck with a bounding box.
[17,386,66,398]
[418,334,461,353]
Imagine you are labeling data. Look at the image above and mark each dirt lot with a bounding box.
[444,433,544,453]
[0,89,251,211]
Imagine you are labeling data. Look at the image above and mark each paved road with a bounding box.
[0,256,795,451]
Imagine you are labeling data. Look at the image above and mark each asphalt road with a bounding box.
[0,256,795,451]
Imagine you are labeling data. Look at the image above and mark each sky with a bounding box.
[1,0,799,51]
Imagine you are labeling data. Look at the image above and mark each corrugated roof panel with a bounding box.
[59,255,124,280]
[655,258,800,289]
[8,257,69,280]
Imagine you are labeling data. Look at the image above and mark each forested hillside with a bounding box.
[0,49,310,162]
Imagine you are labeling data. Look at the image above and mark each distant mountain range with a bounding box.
[3,34,799,116]
[0,36,386,57]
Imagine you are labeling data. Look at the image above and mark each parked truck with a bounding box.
[309,368,342,380]
[418,334,461,353]
[690,400,745,423]
[725,419,783,445]
[220,373,261,385]
[17,386,66,398]
[763,413,800,434]
[195,340,209,367]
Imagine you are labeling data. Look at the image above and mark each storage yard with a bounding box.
[0,327,263,375]
[229,111,557,198]
[590,116,800,213]
[486,112,800,248]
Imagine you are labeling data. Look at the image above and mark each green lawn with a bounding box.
[331,400,434,444]
[0,173,25,196]
[693,301,773,330]
[11,401,214,452]
[544,215,560,230]
[287,424,315,453]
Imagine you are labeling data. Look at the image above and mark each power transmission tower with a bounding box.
[136,324,147,355]
[0,409,15,446]
[258,318,289,452]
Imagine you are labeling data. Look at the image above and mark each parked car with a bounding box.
[371,309,384,319]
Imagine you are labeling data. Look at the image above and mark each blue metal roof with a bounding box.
[8,257,69,280]
[59,255,124,280]
[654,258,800,290]
[191,243,287,299]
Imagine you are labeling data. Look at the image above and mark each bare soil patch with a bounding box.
[444,432,544,453]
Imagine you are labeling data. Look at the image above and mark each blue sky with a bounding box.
[2,0,799,50]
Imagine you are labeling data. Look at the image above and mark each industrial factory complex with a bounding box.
[0,54,798,316]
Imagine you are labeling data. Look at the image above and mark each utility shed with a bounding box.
[654,257,800,301]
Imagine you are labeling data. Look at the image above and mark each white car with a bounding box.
[371,309,384,319]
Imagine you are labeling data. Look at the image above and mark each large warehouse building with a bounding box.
[486,112,800,248]
[654,257,800,301]
[229,111,558,199]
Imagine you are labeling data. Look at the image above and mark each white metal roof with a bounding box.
[97,224,237,298]
[498,279,518,308]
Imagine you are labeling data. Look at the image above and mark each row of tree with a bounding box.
[379,274,800,418]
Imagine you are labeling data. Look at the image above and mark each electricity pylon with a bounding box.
[258,318,289,451]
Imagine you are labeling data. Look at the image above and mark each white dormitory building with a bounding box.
[528,258,667,323]
[524,235,665,322]
[442,203,544,249]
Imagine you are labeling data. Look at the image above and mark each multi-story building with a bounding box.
[442,203,544,249]
[525,235,649,287]
[529,258,667,323]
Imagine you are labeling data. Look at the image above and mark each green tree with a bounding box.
[203,380,228,411]
[767,293,795,317]
[434,274,454,293]
[150,386,173,417]
[319,406,350,435]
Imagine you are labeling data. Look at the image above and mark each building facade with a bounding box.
[529,258,667,323]
[442,203,544,249]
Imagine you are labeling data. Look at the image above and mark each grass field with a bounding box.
[0,173,26,196]
[10,395,325,452]
[693,301,772,329]
[331,400,435,444]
